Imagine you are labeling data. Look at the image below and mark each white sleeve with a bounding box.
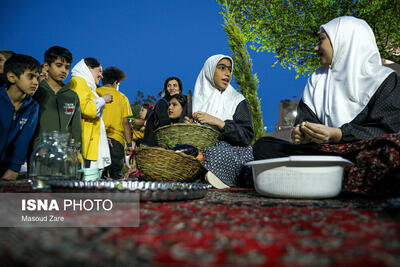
[92,97,106,117]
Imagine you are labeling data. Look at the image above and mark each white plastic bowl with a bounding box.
[246,156,352,199]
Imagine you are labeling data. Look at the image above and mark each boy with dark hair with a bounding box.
[0,54,40,180]
[32,46,82,150]
[97,66,133,178]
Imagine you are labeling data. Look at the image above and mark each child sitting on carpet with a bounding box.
[188,54,254,189]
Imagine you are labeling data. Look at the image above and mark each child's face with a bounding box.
[10,69,40,96]
[166,79,180,96]
[139,107,148,119]
[168,98,183,120]
[213,58,232,91]
[0,53,6,74]
[89,65,103,85]
[45,58,71,83]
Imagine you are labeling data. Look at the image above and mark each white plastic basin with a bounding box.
[246,156,352,199]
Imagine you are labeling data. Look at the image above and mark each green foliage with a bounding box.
[218,0,400,76]
[221,4,264,144]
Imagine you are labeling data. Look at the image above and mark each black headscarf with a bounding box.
[160,77,183,101]
[169,93,187,123]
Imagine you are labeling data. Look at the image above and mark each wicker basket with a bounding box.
[155,123,219,150]
[133,146,202,182]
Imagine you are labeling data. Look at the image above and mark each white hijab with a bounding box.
[192,54,245,121]
[71,59,110,169]
[302,16,394,127]
[71,59,97,92]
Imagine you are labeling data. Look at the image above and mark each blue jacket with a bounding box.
[0,87,39,172]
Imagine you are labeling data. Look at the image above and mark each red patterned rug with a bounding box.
[0,186,399,266]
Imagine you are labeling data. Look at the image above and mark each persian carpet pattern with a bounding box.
[0,187,399,266]
[319,133,400,195]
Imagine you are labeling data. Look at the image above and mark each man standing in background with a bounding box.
[97,67,133,179]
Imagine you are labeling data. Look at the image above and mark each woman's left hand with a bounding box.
[192,112,225,129]
[300,122,342,143]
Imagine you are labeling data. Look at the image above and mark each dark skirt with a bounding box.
[202,141,253,187]
[253,137,336,160]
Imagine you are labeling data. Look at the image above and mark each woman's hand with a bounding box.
[192,112,225,129]
[183,116,193,124]
[300,122,342,143]
[292,123,312,144]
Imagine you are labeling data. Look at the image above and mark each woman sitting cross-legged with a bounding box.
[188,54,254,189]
[253,16,400,195]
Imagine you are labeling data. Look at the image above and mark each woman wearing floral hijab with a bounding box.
[191,54,254,188]
[67,58,113,171]
[253,16,400,195]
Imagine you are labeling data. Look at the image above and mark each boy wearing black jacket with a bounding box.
[32,46,82,149]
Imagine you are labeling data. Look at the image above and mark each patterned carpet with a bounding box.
[0,183,399,266]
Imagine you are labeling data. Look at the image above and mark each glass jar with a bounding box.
[29,131,76,189]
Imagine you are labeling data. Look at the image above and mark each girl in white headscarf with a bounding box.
[253,16,400,160]
[67,58,113,171]
[191,54,254,188]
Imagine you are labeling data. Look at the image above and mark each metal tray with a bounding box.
[46,180,211,201]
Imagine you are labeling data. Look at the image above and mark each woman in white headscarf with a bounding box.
[190,54,254,188]
[66,58,113,171]
[252,17,400,195]
[254,16,399,160]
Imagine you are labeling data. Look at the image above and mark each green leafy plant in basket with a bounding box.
[165,135,178,149]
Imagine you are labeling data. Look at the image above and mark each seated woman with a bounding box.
[190,54,254,188]
[125,96,186,178]
[144,77,183,145]
[168,93,187,123]
[253,16,400,195]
